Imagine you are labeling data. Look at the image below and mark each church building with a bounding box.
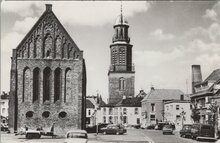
[9,4,86,135]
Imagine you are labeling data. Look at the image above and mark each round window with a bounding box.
[42,111,50,118]
[26,111,34,118]
[58,111,67,118]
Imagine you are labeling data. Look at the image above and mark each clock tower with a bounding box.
[108,12,135,104]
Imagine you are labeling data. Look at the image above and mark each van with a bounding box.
[191,123,215,141]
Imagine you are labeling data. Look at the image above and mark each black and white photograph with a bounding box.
[1,1,220,143]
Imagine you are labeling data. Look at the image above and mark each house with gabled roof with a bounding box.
[141,87,186,128]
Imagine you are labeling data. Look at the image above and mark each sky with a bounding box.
[1,1,220,102]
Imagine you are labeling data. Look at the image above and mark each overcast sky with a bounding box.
[1,1,220,101]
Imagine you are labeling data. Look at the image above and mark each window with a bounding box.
[109,108,113,115]
[109,116,113,123]
[137,118,140,124]
[88,110,91,116]
[150,114,156,121]
[119,47,125,65]
[64,68,71,103]
[176,115,180,121]
[134,108,139,115]
[54,68,61,103]
[123,108,127,115]
[103,116,106,123]
[151,103,155,112]
[180,95,184,100]
[123,116,127,124]
[33,68,40,103]
[166,105,169,111]
[119,78,126,91]
[176,105,180,110]
[43,67,51,103]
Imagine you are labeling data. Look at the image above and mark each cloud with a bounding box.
[2,1,150,27]
[134,47,183,67]
[1,32,25,92]
[203,9,217,21]
[183,22,220,42]
[13,17,38,34]
[203,2,220,21]
[149,29,175,40]
[1,1,40,17]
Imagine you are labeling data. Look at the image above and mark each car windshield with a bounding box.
[67,132,87,139]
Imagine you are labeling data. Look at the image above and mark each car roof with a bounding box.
[66,130,87,134]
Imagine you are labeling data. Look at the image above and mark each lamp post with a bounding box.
[94,108,98,135]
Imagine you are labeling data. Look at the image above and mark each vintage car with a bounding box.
[179,124,192,138]
[100,124,126,135]
[162,125,173,135]
[191,123,215,141]
[85,123,109,133]
[64,130,88,143]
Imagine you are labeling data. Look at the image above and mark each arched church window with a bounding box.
[34,35,42,58]
[43,35,53,58]
[64,68,71,103]
[43,67,51,103]
[55,36,62,59]
[119,77,126,91]
[54,68,62,103]
[23,67,31,102]
[33,67,40,103]
[119,47,125,65]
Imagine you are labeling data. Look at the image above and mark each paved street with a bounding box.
[1,129,218,143]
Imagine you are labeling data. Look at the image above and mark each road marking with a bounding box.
[141,132,155,143]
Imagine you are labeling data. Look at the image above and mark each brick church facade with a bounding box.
[9,4,86,135]
[108,13,135,104]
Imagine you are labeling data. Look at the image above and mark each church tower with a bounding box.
[108,6,135,104]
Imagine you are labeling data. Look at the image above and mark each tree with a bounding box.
[191,102,200,123]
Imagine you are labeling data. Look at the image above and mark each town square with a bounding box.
[1,1,220,143]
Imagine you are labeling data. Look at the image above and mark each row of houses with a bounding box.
[85,65,220,131]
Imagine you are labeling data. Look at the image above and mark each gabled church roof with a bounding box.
[15,4,81,53]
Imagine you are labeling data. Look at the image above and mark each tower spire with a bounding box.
[120,0,123,24]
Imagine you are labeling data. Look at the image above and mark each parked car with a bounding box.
[64,130,88,143]
[191,123,215,141]
[156,122,169,130]
[100,124,126,135]
[179,124,192,138]
[85,123,109,133]
[162,125,173,135]
[146,124,156,130]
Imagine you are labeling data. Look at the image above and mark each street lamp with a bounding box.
[94,108,98,135]
[180,108,186,129]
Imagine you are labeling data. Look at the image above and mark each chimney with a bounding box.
[192,65,202,94]
[46,4,52,11]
